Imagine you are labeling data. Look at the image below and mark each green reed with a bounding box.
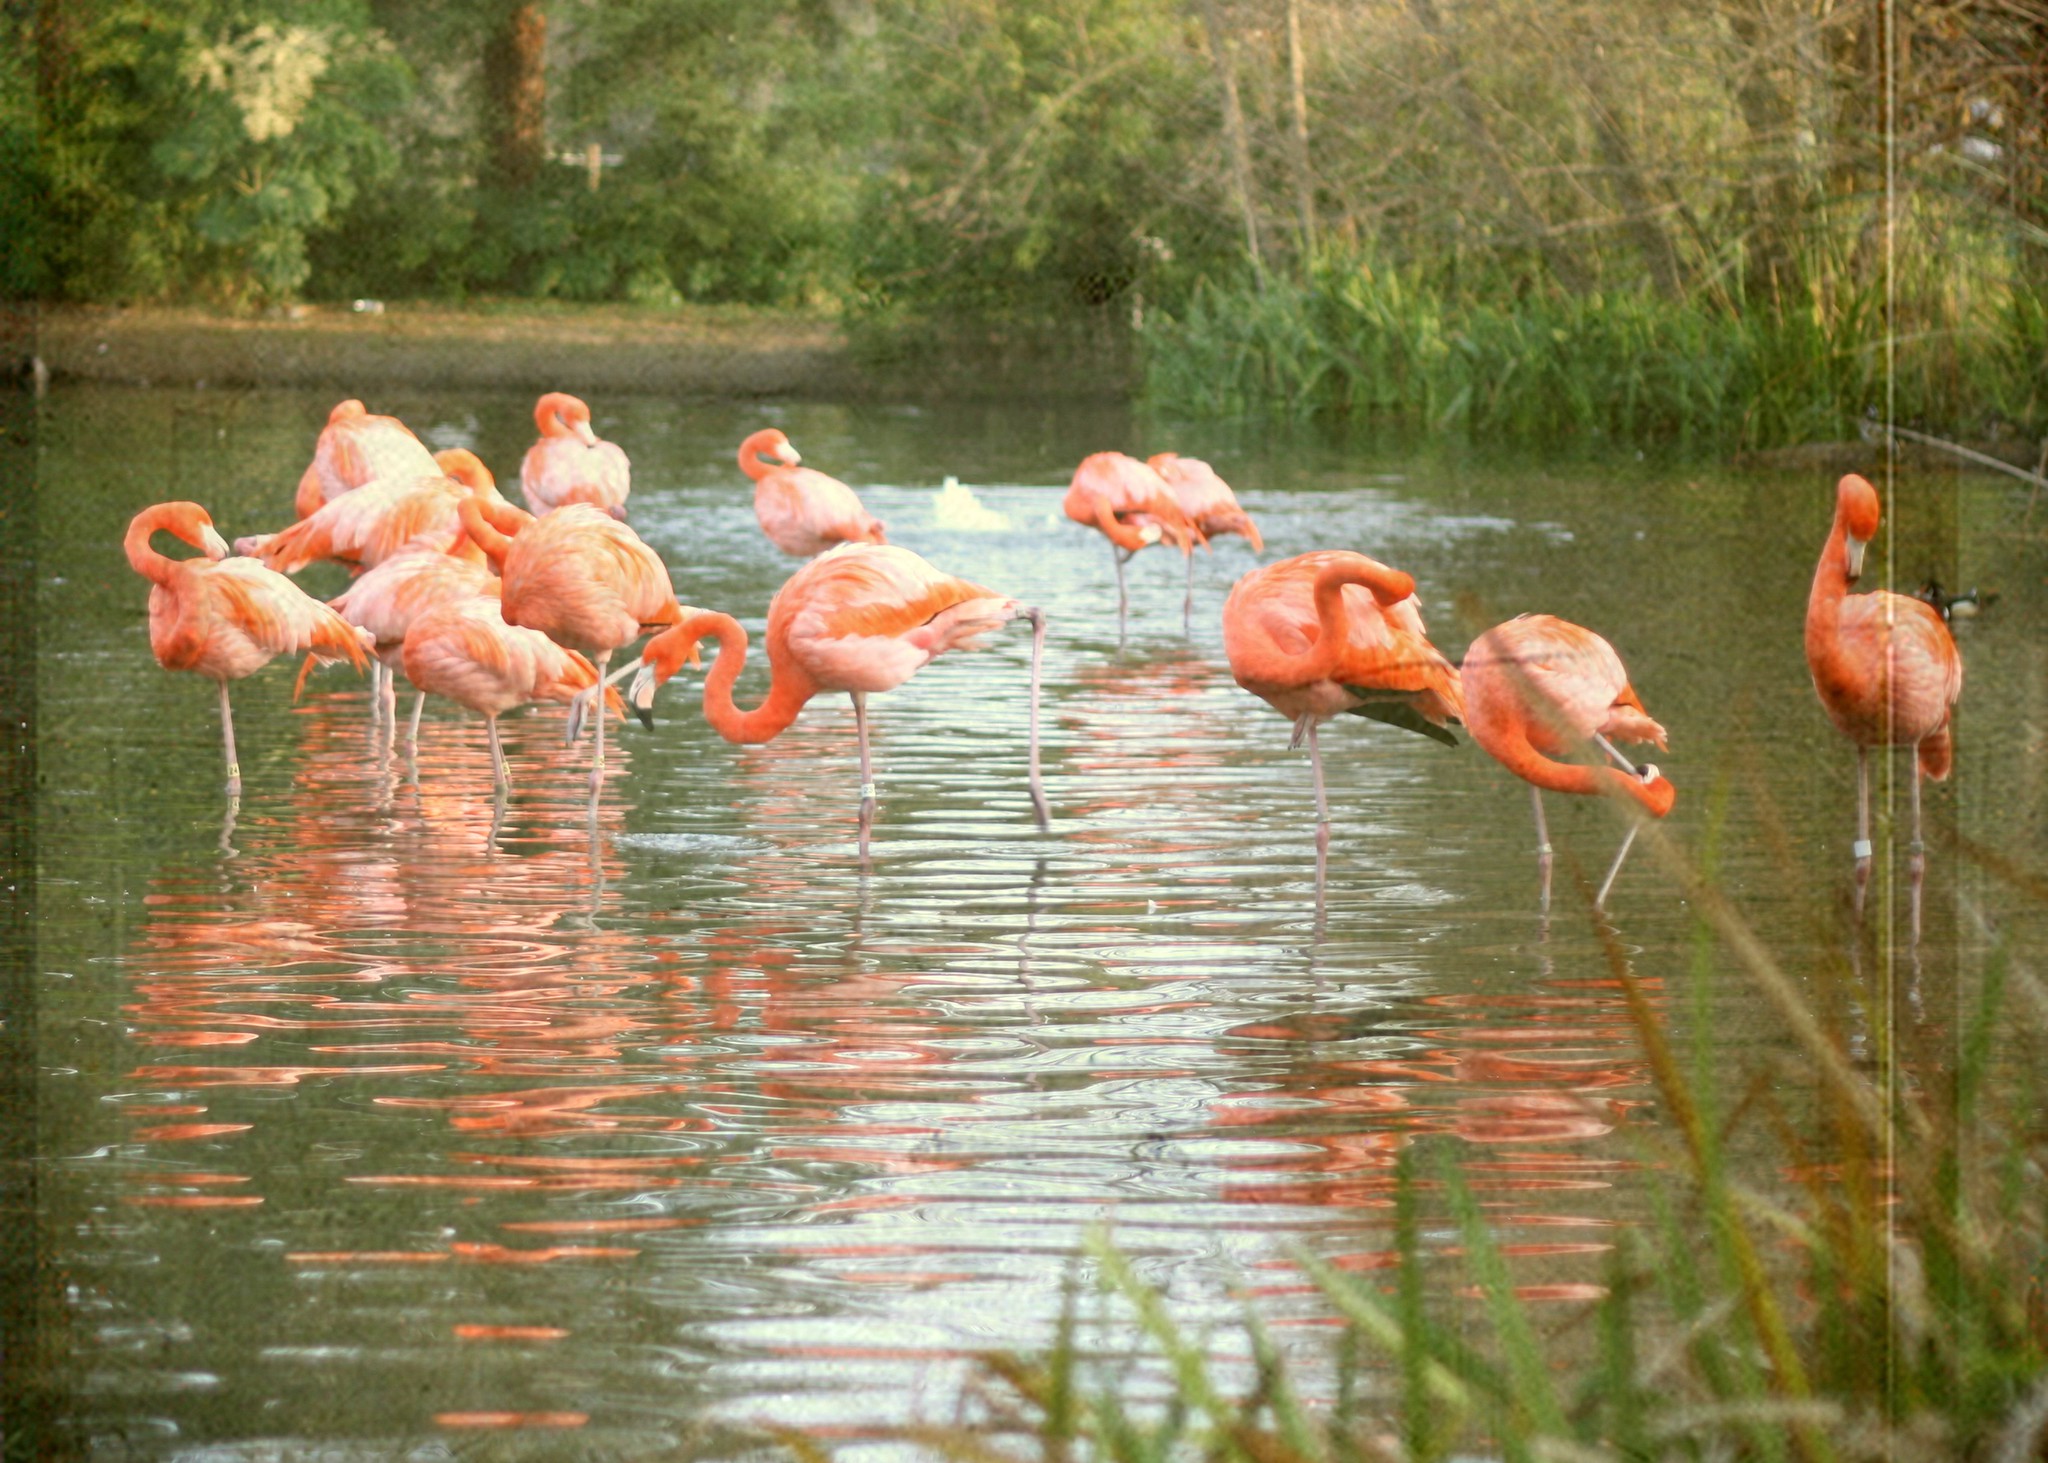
[1140,245,2047,451]
[812,791,2048,1462]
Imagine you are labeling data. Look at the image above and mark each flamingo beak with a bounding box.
[1637,763,1660,784]
[1845,535,1867,581]
[1138,523,1163,545]
[777,442,802,467]
[201,526,232,560]
[629,664,658,729]
[574,420,599,448]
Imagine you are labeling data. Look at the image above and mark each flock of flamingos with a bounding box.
[124,390,1962,918]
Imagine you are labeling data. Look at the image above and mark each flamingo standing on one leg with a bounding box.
[1806,473,1962,937]
[458,497,682,789]
[1063,452,1201,634]
[628,543,1048,849]
[1462,615,1676,912]
[294,400,439,519]
[1147,453,1263,629]
[401,596,619,793]
[521,392,631,519]
[1221,550,1463,888]
[739,428,886,557]
[125,502,372,795]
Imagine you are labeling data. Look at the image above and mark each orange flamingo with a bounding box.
[400,596,619,792]
[458,497,681,788]
[125,502,371,795]
[328,546,502,738]
[1221,550,1463,877]
[628,543,1048,844]
[1462,615,1675,911]
[1147,452,1263,627]
[521,392,631,519]
[1806,473,1962,930]
[738,428,886,557]
[1063,452,1202,631]
[293,399,439,519]
[244,449,501,574]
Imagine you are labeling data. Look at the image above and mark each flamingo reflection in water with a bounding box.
[629,542,1049,854]
[1462,615,1676,913]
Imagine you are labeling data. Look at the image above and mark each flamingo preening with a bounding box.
[521,392,631,519]
[1063,451,1201,633]
[739,428,886,557]
[293,399,439,520]
[1147,453,1263,628]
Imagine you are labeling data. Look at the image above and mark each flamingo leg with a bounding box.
[1853,745,1872,918]
[1183,551,1194,634]
[381,662,399,724]
[217,679,242,794]
[588,650,610,790]
[1307,716,1331,895]
[1025,609,1049,831]
[1530,784,1553,913]
[486,712,509,791]
[407,692,426,746]
[1908,752,1925,945]
[852,691,875,859]
[1591,733,1638,773]
[1595,822,1640,910]
[1113,546,1130,630]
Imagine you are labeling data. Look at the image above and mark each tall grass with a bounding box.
[1141,247,2048,450]
[818,815,2048,1462]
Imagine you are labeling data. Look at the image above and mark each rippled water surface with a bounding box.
[29,386,2047,1457]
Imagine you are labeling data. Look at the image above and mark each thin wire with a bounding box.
[1881,0,1900,1425]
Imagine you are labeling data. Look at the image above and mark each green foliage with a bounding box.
[39,0,409,305]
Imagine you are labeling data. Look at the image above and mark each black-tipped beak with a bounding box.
[634,703,655,730]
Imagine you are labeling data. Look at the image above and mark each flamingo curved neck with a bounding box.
[535,393,580,437]
[1092,499,1148,553]
[1491,725,1664,810]
[458,496,527,569]
[736,432,785,483]
[1805,511,1858,689]
[691,613,813,745]
[125,509,186,584]
[1285,558,1416,681]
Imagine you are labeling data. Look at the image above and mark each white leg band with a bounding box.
[1852,839,1873,860]
[860,783,877,800]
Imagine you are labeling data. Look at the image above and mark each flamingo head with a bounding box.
[1146,452,1181,479]
[737,429,799,481]
[328,399,368,424]
[536,391,597,445]
[178,502,233,559]
[628,618,708,726]
[1627,762,1677,818]
[433,448,496,494]
[1837,474,1881,581]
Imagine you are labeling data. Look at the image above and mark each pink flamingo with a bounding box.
[1063,452,1202,631]
[1222,550,1462,881]
[125,502,372,795]
[738,428,886,557]
[457,497,683,789]
[1462,615,1676,911]
[521,392,631,518]
[327,547,501,739]
[628,543,1047,846]
[244,448,502,574]
[293,400,439,519]
[401,596,620,792]
[1147,452,1263,627]
[1806,473,1962,932]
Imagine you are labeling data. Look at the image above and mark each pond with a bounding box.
[24,384,2046,1458]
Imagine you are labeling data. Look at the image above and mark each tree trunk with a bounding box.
[1284,0,1317,268]
[483,4,548,191]
[1407,0,1592,293]
[1197,0,1265,283]
[1725,0,1808,309]
[1577,48,1682,299]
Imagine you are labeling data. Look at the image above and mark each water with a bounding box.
[26,386,2046,1457]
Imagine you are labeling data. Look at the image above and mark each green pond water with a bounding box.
[20,384,2048,1458]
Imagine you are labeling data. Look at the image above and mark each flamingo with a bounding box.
[125,501,372,795]
[1462,615,1676,911]
[243,450,502,575]
[628,543,1048,844]
[1806,473,1962,932]
[1221,550,1463,879]
[400,596,620,792]
[738,428,886,557]
[1063,452,1201,632]
[457,497,683,788]
[294,399,439,519]
[1147,453,1263,628]
[327,547,501,739]
[521,392,631,519]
